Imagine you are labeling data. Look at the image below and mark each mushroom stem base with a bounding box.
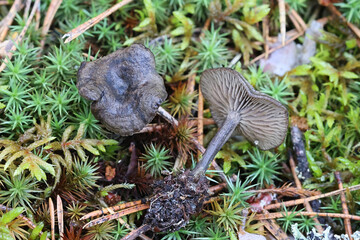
[191,112,240,178]
[144,170,209,232]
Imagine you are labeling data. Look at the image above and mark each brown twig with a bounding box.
[49,198,55,240]
[326,3,360,42]
[23,0,31,20]
[287,8,302,34]
[335,172,353,239]
[264,184,360,210]
[34,3,41,30]
[40,0,63,50]
[0,1,10,5]
[0,0,23,41]
[0,0,39,73]
[83,203,150,229]
[186,17,211,157]
[255,211,360,221]
[57,195,64,240]
[81,199,148,221]
[121,224,152,240]
[262,15,269,59]
[278,0,286,46]
[260,210,288,240]
[289,154,323,233]
[197,88,204,155]
[248,183,320,198]
[63,0,134,43]
[286,3,307,31]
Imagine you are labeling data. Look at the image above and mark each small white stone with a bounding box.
[254,140,259,145]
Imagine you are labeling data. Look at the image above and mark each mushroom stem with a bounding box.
[191,111,241,178]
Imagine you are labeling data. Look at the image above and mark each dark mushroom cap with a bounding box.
[77,44,167,136]
[200,68,288,150]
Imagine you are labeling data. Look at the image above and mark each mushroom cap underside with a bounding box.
[200,68,288,150]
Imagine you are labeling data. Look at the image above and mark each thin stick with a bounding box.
[57,195,64,240]
[49,198,55,240]
[121,224,152,240]
[197,88,204,155]
[335,172,352,239]
[255,211,360,221]
[104,200,152,240]
[34,3,40,30]
[63,0,133,43]
[80,199,148,221]
[287,9,302,34]
[83,203,150,229]
[23,0,31,20]
[279,0,286,46]
[327,3,360,41]
[0,1,10,5]
[40,0,63,50]
[264,184,360,210]
[0,0,39,73]
[289,155,323,233]
[262,15,269,59]
[260,210,288,240]
[287,3,307,31]
[0,0,23,41]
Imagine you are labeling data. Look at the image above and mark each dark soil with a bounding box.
[144,170,209,232]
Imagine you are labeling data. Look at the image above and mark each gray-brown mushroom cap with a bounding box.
[200,68,288,150]
[76,44,168,136]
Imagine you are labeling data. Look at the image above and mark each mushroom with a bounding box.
[191,68,288,178]
[76,44,168,136]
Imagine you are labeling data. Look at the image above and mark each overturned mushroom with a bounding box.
[192,68,288,178]
[77,44,167,136]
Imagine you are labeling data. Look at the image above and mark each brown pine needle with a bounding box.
[264,184,360,210]
[83,203,150,229]
[248,183,320,198]
[255,211,360,221]
[57,195,64,240]
[262,15,269,59]
[40,0,63,50]
[335,172,353,240]
[0,0,23,41]
[49,198,55,240]
[121,224,152,240]
[197,88,204,153]
[62,0,133,43]
[0,0,39,72]
[286,3,307,32]
[327,3,360,41]
[260,210,288,240]
[80,199,148,221]
[278,0,286,46]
